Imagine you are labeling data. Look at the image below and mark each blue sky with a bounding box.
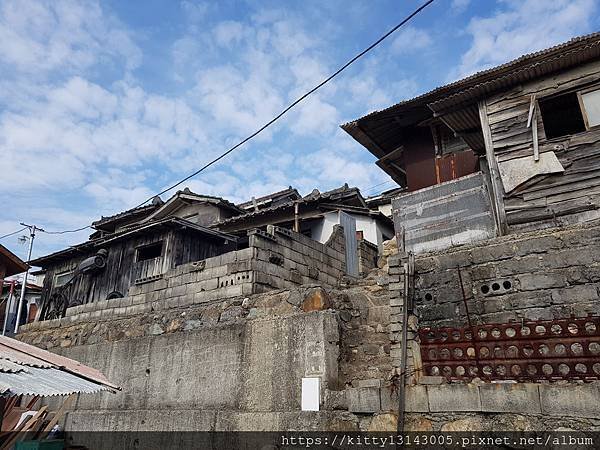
[0,0,598,260]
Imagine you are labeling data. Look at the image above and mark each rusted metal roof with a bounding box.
[0,335,118,397]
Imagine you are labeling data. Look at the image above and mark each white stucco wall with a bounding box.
[309,211,393,250]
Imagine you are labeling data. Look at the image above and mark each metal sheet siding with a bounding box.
[392,172,497,254]
[339,211,359,276]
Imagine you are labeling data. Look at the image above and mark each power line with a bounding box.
[0,227,28,241]
[130,0,436,209]
[11,0,436,235]
[40,225,90,235]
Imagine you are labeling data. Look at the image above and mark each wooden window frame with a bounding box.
[135,241,164,262]
[54,270,73,288]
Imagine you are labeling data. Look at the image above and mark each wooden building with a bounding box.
[215,184,394,250]
[31,191,241,320]
[342,33,600,252]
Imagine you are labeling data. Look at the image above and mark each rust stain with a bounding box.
[419,316,600,382]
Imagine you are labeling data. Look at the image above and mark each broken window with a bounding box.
[54,270,73,287]
[538,91,586,139]
[580,88,600,128]
[136,241,163,261]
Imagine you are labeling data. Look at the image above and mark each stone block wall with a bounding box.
[413,219,600,328]
[26,226,348,328]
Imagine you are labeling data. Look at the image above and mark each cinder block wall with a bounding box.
[413,220,600,327]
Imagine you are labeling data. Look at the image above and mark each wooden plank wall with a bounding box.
[40,230,230,309]
[484,59,600,230]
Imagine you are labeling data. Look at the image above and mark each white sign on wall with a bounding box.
[301,377,320,411]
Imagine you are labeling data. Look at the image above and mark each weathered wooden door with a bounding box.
[339,211,358,277]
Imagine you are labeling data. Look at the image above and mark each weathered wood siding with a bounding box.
[40,230,230,309]
[483,59,600,230]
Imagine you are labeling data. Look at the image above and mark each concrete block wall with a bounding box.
[413,219,600,327]
[357,239,378,276]
[29,226,348,327]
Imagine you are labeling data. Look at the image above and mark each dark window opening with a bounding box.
[539,92,586,139]
[136,242,163,261]
[107,291,124,300]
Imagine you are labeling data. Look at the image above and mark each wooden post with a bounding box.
[478,99,507,235]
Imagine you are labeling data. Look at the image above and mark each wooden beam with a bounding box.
[478,99,508,235]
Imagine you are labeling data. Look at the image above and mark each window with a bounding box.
[54,270,73,288]
[538,92,586,139]
[580,89,600,128]
[136,241,163,261]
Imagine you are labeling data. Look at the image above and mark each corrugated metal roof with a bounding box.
[0,365,110,397]
[0,335,118,397]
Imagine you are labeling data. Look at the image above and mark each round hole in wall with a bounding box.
[593,363,600,375]
[425,293,433,301]
[520,326,531,336]
[491,328,501,338]
[481,285,490,294]
[522,346,534,357]
[502,280,512,290]
[496,365,506,376]
[483,365,492,376]
[443,366,453,377]
[538,344,550,356]
[479,347,490,358]
[452,330,461,341]
[494,346,505,358]
[589,342,600,354]
[511,365,522,376]
[440,332,448,342]
[428,349,437,360]
[551,324,562,335]
[571,342,584,355]
[466,347,476,358]
[575,363,587,374]
[455,366,465,376]
[567,323,579,334]
[468,366,478,376]
[505,327,516,338]
[585,321,597,333]
[542,364,553,375]
[453,348,464,358]
[439,348,451,359]
[558,364,570,376]
[430,366,440,376]
[491,282,500,291]
[535,325,547,335]
[464,330,473,340]
[506,345,519,358]
[426,331,436,342]
[526,364,537,376]
[554,344,566,355]
[478,329,488,339]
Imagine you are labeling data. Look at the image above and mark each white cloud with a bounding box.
[0,0,141,75]
[391,26,432,54]
[451,0,471,14]
[455,0,596,78]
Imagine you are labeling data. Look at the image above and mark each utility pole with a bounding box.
[14,223,42,334]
